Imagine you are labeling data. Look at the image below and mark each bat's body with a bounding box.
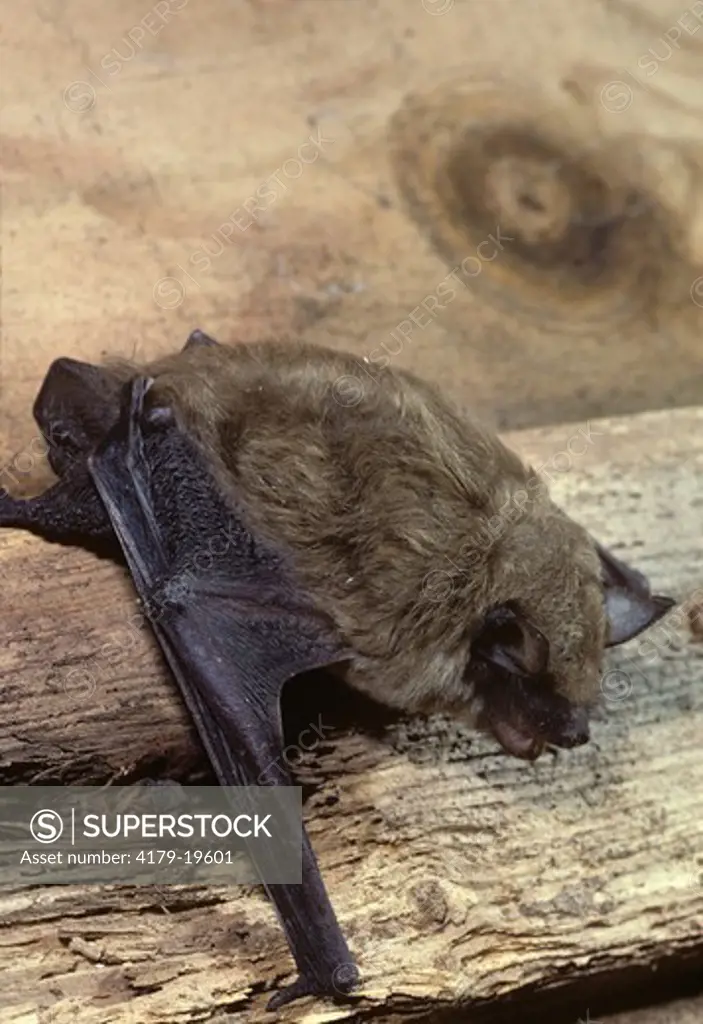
[0,330,674,1008]
[104,337,672,750]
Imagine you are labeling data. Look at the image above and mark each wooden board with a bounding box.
[1,406,701,1022]
[4,0,703,484]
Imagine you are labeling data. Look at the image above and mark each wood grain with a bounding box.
[3,0,703,1019]
[4,0,703,478]
[1,407,701,1022]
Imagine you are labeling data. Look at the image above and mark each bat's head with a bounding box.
[465,511,675,760]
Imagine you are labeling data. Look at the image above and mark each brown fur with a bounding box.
[105,340,607,728]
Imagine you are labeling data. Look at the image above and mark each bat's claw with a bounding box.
[266,963,360,1011]
[0,491,27,528]
[123,375,175,434]
[266,976,314,1011]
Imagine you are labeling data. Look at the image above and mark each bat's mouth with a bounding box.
[478,674,591,761]
[486,705,590,760]
[488,716,545,760]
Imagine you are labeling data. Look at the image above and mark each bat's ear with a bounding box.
[472,602,549,678]
[183,329,220,350]
[595,542,676,646]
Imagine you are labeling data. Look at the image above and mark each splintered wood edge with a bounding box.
[0,404,702,1023]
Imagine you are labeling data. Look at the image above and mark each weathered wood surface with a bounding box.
[1,407,701,1022]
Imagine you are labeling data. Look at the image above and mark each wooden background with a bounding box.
[4,0,703,451]
[1,0,703,1021]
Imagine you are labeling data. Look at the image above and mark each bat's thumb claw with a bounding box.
[126,376,176,434]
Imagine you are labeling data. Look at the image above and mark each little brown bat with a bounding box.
[0,330,674,1008]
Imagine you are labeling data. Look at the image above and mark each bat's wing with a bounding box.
[1,329,223,545]
[86,377,357,1010]
[31,329,219,478]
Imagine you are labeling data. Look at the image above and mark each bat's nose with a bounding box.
[554,706,590,748]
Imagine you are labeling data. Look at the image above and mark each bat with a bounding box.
[0,329,675,1006]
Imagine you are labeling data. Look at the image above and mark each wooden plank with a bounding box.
[4,0,703,476]
[1,405,701,1022]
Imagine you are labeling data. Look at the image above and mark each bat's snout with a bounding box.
[549,705,590,749]
[480,669,593,759]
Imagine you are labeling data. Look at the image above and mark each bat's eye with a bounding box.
[470,601,549,679]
